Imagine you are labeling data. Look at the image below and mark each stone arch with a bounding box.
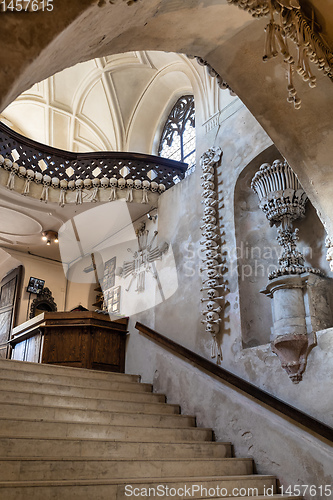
[1,1,333,234]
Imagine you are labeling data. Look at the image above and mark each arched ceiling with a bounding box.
[1,51,224,154]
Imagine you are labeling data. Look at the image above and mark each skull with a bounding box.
[207,289,219,300]
[92,178,100,188]
[134,179,142,190]
[158,183,166,194]
[150,181,158,192]
[206,268,219,279]
[203,223,217,232]
[34,172,43,184]
[204,207,216,216]
[52,177,60,188]
[83,178,92,189]
[206,279,219,288]
[68,180,76,190]
[201,180,214,190]
[202,215,217,225]
[18,166,27,178]
[110,177,118,188]
[205,259,219,268]
[201,172,214,182]
[203,189,216,199]
[60,179,68,190]
[118,178,126,190]
[206,311,220,322]
[202,165,214,174]
[3,158,13,171]
[75,179,83,189]
[272,159,282,168]
[0,155,4,165]
[206,301,220,312]
[205,323,219,334]
[142,180,150,191]
[202,249,219,260]
[202,240,217,249]
[204,231,218,240]
[126,179,134,188]
[26,169,35,181]
[10,162,19,174]
[203,198,216,207]
[101,177,110,189]
[43,174,52,186]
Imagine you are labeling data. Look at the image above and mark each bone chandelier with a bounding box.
[227,0,333,109]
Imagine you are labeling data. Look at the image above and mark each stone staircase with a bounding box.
[0,359,301,499]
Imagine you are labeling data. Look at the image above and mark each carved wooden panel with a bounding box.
[0,267,22,358]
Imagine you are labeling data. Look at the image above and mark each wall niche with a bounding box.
[234,146,329,348]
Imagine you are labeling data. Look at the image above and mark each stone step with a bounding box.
[0,476,277,500]
[0,402,196,428]
[0,389,176,413]
[0,378,163,402]
[0,359,140,382]
[0,358,140,383]
[0,371,152,393]
[1,457,254,481]
[0,437,232,459]
[0,418,213,442]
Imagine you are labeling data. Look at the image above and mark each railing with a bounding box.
[0,122,187,189]
[135,321,333,442]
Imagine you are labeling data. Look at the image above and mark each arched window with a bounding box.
[158,95,195,176]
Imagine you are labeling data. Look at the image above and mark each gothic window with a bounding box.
[158,95,195,175]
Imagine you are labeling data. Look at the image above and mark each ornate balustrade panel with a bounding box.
[0,122,187,189]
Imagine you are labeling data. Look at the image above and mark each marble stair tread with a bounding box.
[0,358,140,382]
[0,373,153,393]
[0,378,165,401]
[0,418,213,441]
[0,403,196,427]
[0,457,254,481]
[0,476,277,500]
[0,388,172,411]
[0,438,232,458]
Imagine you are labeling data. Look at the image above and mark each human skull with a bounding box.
[207,289,219,300]
[202,249,219,260]
[75,179,83,189]
[10,162,19,175]
[203,198,216,207]
[204,207,216,216]
[203,223,217,232]
[60,179,68,190]
[205,259,219,268]
[202,240,217,249]
[206,268,219,279]
[204,231,218,241]
[26,169,35,181]
[134,179,142,190]
[126,179,134,188]
[3,158,13,171]
[201,180,214,190]
[201,172,214,181]
[92,178,100,188]
[205,323,219,334]
[68,180,76,190]
[206,300,220,312]
[34,172,43,184]
[43,174,52,186]
[110,177,118,188]
[51,177,60,188]
[83,178,92,189]
[203,189,216,199]
[0,155,4,165]
[206,311,220,322]
[150,181,158,192]
[158,183,166,194]
[101,177,110,189]
[206,279,219,288]
[202,215,217,225]
[118,178,126,190]
[18,166,27,178]
[142,180,150,191]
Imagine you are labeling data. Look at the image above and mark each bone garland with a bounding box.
[40,175,51,203]
[187,56,235,94]
[6,161,18,190]
[59,180,68,207]
[75,179,84,205]
[325,235,333,272]
[199,147,225,364]
[226,0,333,109]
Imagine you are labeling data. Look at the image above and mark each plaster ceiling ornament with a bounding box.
[199,146,227,364]
[226,0,333,109]
[40,174,51,203]
[251,159,323,279]
[116,222,169,294]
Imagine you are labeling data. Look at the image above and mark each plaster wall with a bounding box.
[126,93,333,428]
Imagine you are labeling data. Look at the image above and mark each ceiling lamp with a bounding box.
[41,230,58,246]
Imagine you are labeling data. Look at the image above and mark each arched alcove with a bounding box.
[234,146,331,348]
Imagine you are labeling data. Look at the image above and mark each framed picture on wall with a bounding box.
[107,286,121,314]
[102,257,116,290]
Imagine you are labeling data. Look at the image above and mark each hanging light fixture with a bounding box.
[41,230,59,245]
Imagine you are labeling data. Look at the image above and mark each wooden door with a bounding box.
[0,266,22,359]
